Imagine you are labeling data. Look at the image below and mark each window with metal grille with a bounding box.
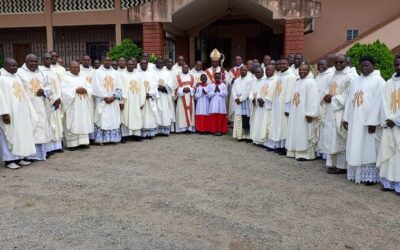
[347,29,359,41]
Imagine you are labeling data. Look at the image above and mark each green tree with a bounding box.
[346,40,394,80]
[108,39,142,61]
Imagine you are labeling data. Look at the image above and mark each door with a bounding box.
[13,44,31,66]
[87,42,109,62]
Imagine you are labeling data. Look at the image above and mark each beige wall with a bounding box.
[305,0,400,61]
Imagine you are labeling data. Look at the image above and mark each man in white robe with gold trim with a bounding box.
[249,66,274,146]
[17,54,51,161]
[320,55,356,174]
[61,61,93,149]
[286,63,320,161]
[0,58,37,169]
[136,58,160,138]
[120,59,146,140]
[155,58,174,135]
[267,59,297,154]
[92,57,122,144]
[343,56,385,185]
[40,53,63,154]
[378,55,400,192]
[80,55,96,142]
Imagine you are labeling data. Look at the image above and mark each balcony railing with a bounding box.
[54,0,114,12]
[0,0,45,14]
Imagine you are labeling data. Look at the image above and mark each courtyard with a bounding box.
[0,134,399,249]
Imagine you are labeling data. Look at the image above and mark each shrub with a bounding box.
[345,40,394,80]
[108,39,142,61]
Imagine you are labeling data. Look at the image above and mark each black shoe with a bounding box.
[296,158,308,162]
[266,147,274,152]
[120,138,127,144]
[364,181,377,186]
[381,187,392,192]
[278,149,287,155]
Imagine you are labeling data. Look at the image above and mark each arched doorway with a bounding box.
[196,17,283,68]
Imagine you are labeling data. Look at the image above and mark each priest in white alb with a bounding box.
[155,58,174,135]
[50,51,67,81]
[267,59,297,155]
[320,55,356,174]
[377,55,400,192]
[343,56,385,185]
[80,55,96,142]
[286,63,320,161]
[17,54,50,161]
[92,56,122,144]
[120,59,146,140]
[136,57,160,138]
[227,56,244,122]
[0,58,37,169]
[61,61,93,149]
[249,66,274,146]
[40,53,63,154]
[232,65,252,141]
[175,64,196,133]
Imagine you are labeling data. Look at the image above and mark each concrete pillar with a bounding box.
[115,23,122,45]
[115,0,122,45]
[142,22,165,57]
[284,19,304,56]
[45,0,54,51]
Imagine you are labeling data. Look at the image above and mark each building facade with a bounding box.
[0,0,399,67]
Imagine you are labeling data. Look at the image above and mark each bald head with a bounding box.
[70,60,80,75]
[4,58,18,74]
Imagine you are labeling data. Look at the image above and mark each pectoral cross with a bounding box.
[292,92,301,107]
[329,82,338,96]
[29,77,41,94]
[13,81,25,101]
[275,81,282,96]
[129,80,139,94]
[390,88,400,112]
[104,75,114,92]
[352,90,364,107]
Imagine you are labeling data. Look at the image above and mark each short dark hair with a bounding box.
[359,55,375,65]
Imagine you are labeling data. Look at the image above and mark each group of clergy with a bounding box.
[229,52,400,194]
[1,48,400,195]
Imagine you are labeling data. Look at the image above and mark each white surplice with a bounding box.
[155,68,174,133]
[344,70,385,183]
[92,65,121,130]
[175,73,196,132]
[136,68,160,135]
[267,69,297,148]
[319,67,356,169]
[231,75,252,140]
[0,70,37,158]
[377,73,400,190]
[61,72,93,147]
[39,65,64,150]
[286,75,320,160]
[17,64,51,145]
[249,76,275,145]
[120,70,146,136]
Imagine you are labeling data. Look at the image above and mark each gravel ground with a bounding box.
[1,133,400,250]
